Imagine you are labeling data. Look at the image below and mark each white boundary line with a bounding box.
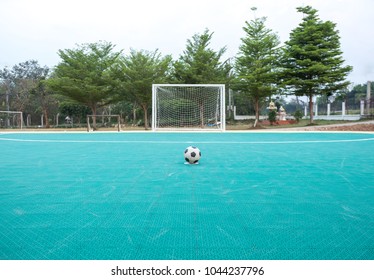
[0,130,374,135]
[1,135,374,144]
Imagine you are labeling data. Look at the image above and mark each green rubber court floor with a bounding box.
[0,132,373,260]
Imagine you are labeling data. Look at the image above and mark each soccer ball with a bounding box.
[184,146,201,164]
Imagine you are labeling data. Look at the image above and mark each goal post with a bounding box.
[86,114,121,132]
[0,111,23,129]
[152,84,226,131]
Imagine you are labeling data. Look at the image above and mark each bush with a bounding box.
[293,110,303,123]
[268,110,277,125]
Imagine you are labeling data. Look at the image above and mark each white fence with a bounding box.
[232,101,365,121]
[308,101,363,121]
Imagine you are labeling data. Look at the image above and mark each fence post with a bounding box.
[360,100,365,115]
[367,81,371,115]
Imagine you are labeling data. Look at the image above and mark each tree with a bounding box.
[234,11,282,127]
[30,80,58,128]
[282,6,352,124]
[349,83,373,103]
[0,60,50,126]
[172,29,232,128]
[118,49,172,129]
[59,102,91,125]
[47,41,122,129]
[173,29,231,84]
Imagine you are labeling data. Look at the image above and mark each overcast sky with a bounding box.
[1,0,373,85]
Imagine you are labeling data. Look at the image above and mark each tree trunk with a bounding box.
[309,94,314,124]
[133,106,137,125]
[43,109,50,128]
[91,105,97,130]
[142,104,149,130]
[254,97,260,127]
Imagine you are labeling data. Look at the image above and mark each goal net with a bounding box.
[152,84,226,131]
[87,115,121,132]
[0,111,23,129]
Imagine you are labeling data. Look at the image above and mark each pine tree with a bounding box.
[173,29,230,84]
[234,12,281,127]
[119,49,172,130]
[282,6,352,123]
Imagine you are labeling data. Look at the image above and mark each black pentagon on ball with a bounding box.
[185,157,189,162]
[191,151,196,157]
[184,149,188,154]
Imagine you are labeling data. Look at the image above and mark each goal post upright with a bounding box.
[152,84,157,132]
[220,85,226,131]
[0,111,23,129]
[152,84,226,131]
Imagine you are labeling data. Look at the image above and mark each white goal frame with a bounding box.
[152,84,226,131]
[0,111,23,129]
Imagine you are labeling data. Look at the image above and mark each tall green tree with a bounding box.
[47,41,122,128]
[173,29,231,84]
[30,80,58,128]
[119,49,172,129]
[0,60,51,126]
[282,6,352,123]
[234,11,282,127]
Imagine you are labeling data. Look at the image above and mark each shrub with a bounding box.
[293,110,303,123]
[268,110,277,125]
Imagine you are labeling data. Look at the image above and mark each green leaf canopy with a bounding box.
[173,29,230,84]
[118,49,172,129]
[234,15,282,125]
[282,6,352,123]
[47,41,122,118]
